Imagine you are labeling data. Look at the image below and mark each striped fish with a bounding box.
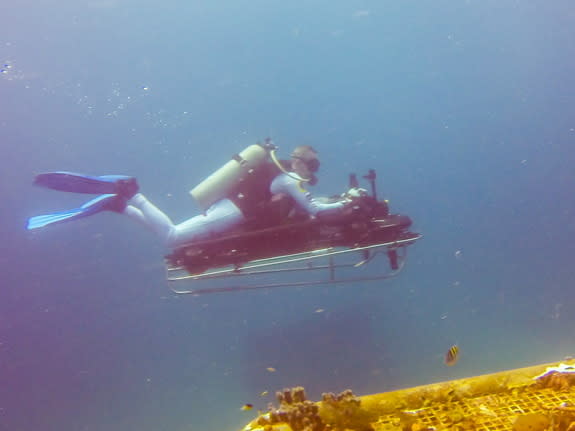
[444,345,459,366]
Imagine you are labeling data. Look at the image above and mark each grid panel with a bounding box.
[373,387,575,431]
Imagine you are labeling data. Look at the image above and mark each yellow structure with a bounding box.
[240,359,575,431]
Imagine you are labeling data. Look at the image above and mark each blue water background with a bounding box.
[2,1,575,430]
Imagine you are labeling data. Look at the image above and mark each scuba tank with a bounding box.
[190,141,275,210]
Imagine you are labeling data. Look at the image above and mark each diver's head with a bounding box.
[291,145,320,183]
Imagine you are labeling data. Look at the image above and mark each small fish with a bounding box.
[241,403,254,411]
[479,404,497,417]
[260,391,269,397]
[444,345,459,366]
[266,367,276,373]
[315,308,325,313]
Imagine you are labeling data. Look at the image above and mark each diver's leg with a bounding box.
[167,199,245,248]
[123,193,177,243]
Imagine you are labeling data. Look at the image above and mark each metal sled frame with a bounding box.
[165,235,421,295]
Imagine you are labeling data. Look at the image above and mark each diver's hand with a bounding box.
[342,187,368,200]
[341,189,375,220]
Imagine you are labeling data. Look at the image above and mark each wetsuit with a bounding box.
[124,172,345,248]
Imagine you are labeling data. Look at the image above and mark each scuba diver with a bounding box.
[27,143,355,249]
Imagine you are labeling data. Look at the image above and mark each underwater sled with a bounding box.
[164,169,421,295]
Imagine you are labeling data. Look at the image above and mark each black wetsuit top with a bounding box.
[226,160,294,224]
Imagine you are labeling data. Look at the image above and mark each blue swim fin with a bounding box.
[34,172,135,195]
[27,194,122,230]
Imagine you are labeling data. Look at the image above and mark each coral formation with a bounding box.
[535,369,575,391]
[320,389,374,431]
[255,387,373,431]
[513,412,550,431]
[545,404,575,431]
[256,387,326,431]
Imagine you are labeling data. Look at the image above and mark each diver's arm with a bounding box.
[270,173,346,216]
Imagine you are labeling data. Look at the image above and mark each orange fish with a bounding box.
[266,367,276,373]
[241,403,254,411]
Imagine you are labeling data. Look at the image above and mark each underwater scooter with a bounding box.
[164,145,421,295]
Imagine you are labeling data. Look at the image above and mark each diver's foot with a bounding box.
[114,177,139,200]
[80,193,130,214]
[103,195,129,213]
